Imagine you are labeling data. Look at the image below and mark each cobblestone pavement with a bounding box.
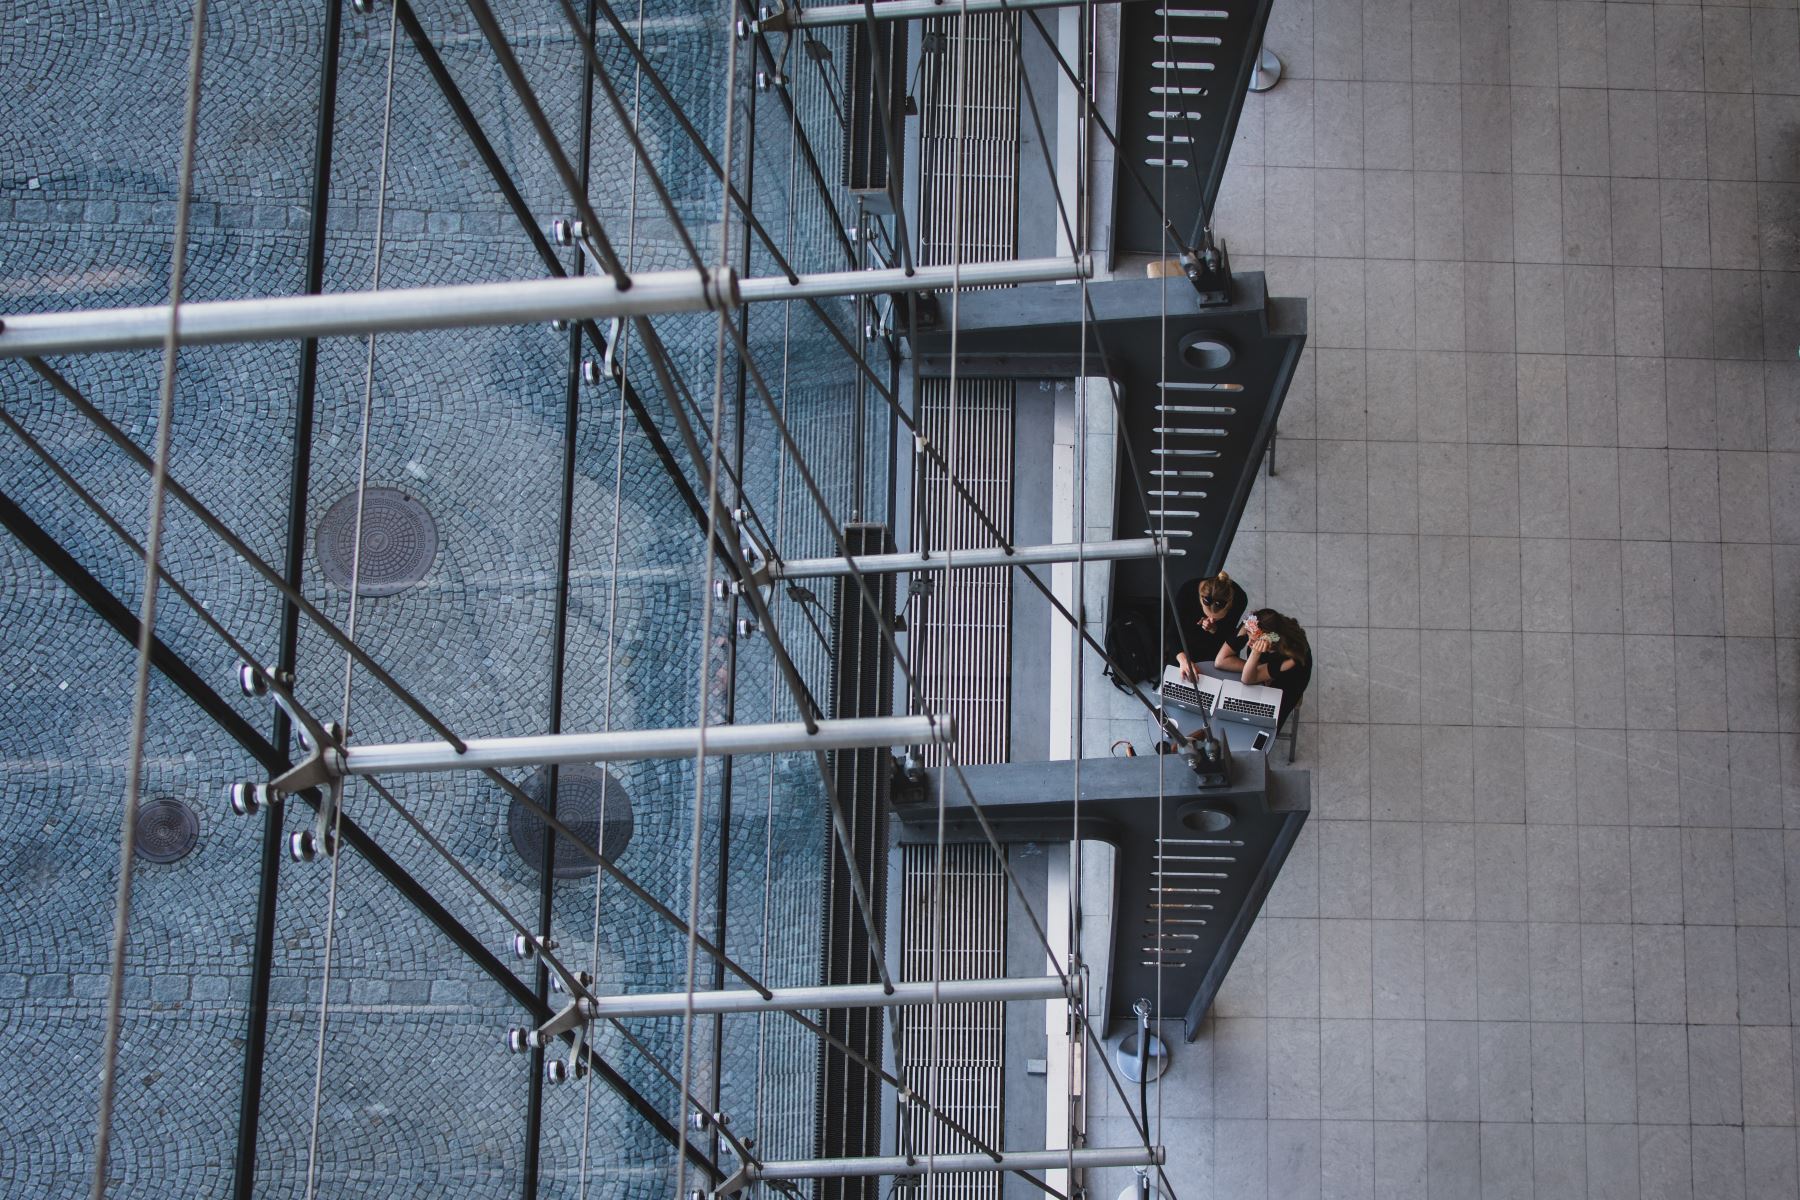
[1,0,873,1193]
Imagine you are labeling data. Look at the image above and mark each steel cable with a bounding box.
[88,2,209,1194]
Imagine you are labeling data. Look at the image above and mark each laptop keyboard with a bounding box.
[1220,696,1278,719]
[1160,680,1215,713]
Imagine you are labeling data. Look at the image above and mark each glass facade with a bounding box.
[1,1,886,1193]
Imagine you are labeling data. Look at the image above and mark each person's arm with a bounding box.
[1176,651,1195,680]
[1239,635,1278,685]
[1215,641,1246,672]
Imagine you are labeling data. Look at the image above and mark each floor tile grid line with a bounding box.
[1224,11,1785,1200]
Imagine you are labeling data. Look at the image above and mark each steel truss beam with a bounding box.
[761,0,1147,29]
[0,486,720,1185]
[0,258,1086,358]
[331,715,953,779]
[767,536,1173,579]
[589,975,1069,1019]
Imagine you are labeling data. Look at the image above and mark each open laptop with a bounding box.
[1157,664,1284,731]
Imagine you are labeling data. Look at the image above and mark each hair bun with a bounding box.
[1215,571,1232,584]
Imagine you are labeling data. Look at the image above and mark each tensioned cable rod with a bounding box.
[389,0,720,553]
[704,80,1184,1196]
[0,506,725,1186]
[461,0,635,287]
[0,409,270,680]
[403,0,897,1009]
[305,5,405,1183]
[17,363,779,996]
[24,358,467,751]
[8,437,987,1179]
[364,721,1047,1193]
[426,9,1137,1180]
[1012,30,1211,678]
[90,7,208,1191]
[9,363,752,1195]
[733,2,858,267]
[717,304,1149,974]
[612,310,909,994]
[355,774,773,1186]
[586,0,848,283]
[716,295,1180,1194]
[0,258,1083,358]
[768,536,1173,579]
[2,386,779,1056]
[762,0,1150,28]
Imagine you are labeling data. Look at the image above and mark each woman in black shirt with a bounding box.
[1170,571,1248,680]
[1214,608,1311,730]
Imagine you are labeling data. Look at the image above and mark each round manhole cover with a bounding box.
[315,487,439,597]
[134,798,199,864]
[507,765,633,878]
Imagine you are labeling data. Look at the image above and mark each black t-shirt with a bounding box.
[1263,654,1311,729]
[1164,577,1248,664]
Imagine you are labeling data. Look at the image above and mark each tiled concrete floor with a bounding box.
[1092,0,1800,1196]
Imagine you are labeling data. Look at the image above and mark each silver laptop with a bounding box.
[1158,665,1283,730]
[1159,664,1221,716]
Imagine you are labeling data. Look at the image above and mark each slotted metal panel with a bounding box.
[844,18,910,195]
[898,842,1008,1200]
[915,12,1021,267]
[911,378,1015,766]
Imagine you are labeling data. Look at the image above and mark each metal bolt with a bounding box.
[736,617,759,639]
[552,219,573,246]
[582,358,602,386]
[735,17,749,39]
[237,662,268,697]
[550,319,570,332]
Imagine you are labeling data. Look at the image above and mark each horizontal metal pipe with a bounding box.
[763,0,1147,29]
[736,255,1087,302]
[768,536,1172,579]
[750,1147,1165,1180]
[0,268,735,358]
[0,258,1085,358]
[589,975,1068,1018]
[344,715,953,775]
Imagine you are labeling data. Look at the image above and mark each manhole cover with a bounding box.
[315,487,439,597]
[507,765,633,878]
[134,798,199,864]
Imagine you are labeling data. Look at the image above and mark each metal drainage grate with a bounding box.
[506,765,633,879]
[134,798,199,864]
[315,487,439,597]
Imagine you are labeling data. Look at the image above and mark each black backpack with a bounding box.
[1103,603,1160,691]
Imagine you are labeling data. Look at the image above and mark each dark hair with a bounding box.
[1251,608,1310,668]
